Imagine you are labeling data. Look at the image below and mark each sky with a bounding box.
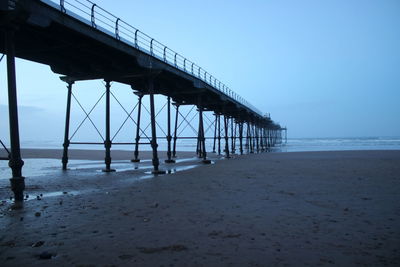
[1,0,400,146]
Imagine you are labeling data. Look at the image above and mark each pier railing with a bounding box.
[40,0,263,116]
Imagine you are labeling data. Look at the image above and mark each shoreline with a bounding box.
[2,147,400,161]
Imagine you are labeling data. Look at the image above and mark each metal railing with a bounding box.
[41,0,263,116]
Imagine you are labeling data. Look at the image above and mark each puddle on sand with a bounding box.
[1,190,84,206]
[140,161,215,179]
[1,156,215,178]
[143,165,197,175]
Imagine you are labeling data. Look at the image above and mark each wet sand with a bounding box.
[18,148,197,160]
[1,150,400,266]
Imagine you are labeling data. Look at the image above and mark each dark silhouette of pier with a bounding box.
[0,0,286,202]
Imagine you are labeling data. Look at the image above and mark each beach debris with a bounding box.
[278,190,295,196]
[36,195,41,200]
[143,218,150,222]
[62,192,68,195]
[223,233,241,238]
[137,244,188,254]
[37,251,55,260]
[59,200,63,205]
[119,254,134,260]
[35,212,41,217]
[208,231,241,239]
[2,240,16,247]
[10,202,23,210]
[20,217,23,221]
[32,241,45,247]
[208,230,222,237]
[150,202,159,208]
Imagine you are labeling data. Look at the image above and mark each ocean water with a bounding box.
[282,137,400,152]
[1,136,399,154]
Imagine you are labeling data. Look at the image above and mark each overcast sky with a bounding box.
[0,0,399,145]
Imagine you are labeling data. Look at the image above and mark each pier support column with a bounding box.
[248,122,253,153]
[212,114,217,153]
[233,120,237,154]
[256,125,260,153]
[224,115,230,158]
[165,96,175,163]
[102,80,115,172]
[148,78,164,174]
[230,118,235,154]
[260,127,265,152]
[217,114,221,155]
[198,97,211,164]
[6,28,25,203]
[196,115,202,158]
[245,123,249,153]
[239,122,243,155]
[285,128,288,144]
[268,128,272,148]
[62,81,73,170]
[131,93,143,162]
[172,104,179,158]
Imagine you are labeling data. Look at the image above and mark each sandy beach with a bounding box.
[1,149,399,266]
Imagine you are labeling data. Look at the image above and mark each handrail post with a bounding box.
[134,29,139,48]
[174,53,177,67]
[115,18,120,39]
[191,63,194,74]
[183,58,186,71]
[163,46,167,62]
[150,39,154,56]
[60,0,66,13]
[91,4,97,28]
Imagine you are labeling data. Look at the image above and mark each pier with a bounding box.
[0,0,285,202]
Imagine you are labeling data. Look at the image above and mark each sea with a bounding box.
[280,136,400,152]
